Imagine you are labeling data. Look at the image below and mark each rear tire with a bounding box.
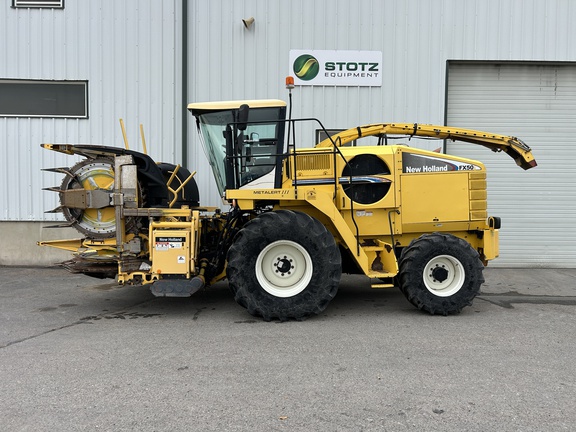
[227,210,341,321]
[398,233,484,315]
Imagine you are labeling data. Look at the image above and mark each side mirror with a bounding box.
[237,104,249,131]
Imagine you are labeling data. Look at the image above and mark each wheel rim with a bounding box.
[255,240,313,298]
[422,254,465,297]
[61,160,117,237]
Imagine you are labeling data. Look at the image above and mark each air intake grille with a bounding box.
[469,172,487,220]
[295,154,333,177]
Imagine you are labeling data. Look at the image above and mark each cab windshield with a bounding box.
[195,107,286,195]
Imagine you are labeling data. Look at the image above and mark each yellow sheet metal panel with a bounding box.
[469,179,487,190]
[482,229,500,261]
[401,173,469,224]
[469,190,487,201]
[469,200,487,211]
[151,230,191,275]
[470,211,488,220]
[341,208,398,236]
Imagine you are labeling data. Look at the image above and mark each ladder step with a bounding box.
[363,246,385,252]
[371,283,395,289]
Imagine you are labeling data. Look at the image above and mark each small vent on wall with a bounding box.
[12,0,64,8]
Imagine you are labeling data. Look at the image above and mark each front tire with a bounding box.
[398,233,484,315]
[227,210,341,321]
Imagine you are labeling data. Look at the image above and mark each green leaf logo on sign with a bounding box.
[293,54,319,81]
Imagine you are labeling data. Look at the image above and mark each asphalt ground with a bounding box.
[1,266,575,431]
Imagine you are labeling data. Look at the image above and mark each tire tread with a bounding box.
[398,233,484,315]
[227,210,341,321]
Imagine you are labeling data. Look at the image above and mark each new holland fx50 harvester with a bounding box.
[39,90,537,321]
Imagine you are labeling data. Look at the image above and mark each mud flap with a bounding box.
[482,228,499,261]
[150,277,205,297]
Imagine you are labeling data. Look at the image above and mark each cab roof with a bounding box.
[188,99,286,116]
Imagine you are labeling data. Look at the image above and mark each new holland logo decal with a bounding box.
[402,153,481,173]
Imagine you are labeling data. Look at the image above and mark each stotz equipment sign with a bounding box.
[290,50,382,87]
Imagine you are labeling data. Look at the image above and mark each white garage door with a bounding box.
[446,62,576,268]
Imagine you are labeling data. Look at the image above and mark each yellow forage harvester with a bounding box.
[39,78,537,321]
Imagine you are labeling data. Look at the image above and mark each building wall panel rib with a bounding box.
[0,0,182,221]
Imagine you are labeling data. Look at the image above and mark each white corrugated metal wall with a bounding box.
[187,0,576,210]
[2,0,576,266]
[446,62,576,267]
[3,0,575,218]
[0,0,182,221]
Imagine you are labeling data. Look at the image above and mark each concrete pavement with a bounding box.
[1,266,575,431]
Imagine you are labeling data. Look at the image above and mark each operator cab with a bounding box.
[188,100,287,196]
